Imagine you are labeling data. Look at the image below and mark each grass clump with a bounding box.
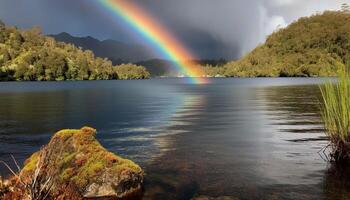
[320,65,350,162]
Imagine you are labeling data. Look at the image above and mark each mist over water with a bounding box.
[0,78,348,199]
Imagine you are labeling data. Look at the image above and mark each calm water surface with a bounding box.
[0,78,349,200]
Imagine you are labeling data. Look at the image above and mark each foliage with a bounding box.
[0,23,149,81]
[114,63,150,80]
[320,64,350,162]
[224,11,350,77]
[201,64,226,77]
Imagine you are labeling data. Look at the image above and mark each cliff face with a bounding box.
[1,127,144,200]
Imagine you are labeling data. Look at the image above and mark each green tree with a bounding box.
[0,21,150,81]
[114,64,150,80]
[224,11,350,77]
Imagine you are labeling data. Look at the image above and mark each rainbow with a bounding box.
[96,0,209,84]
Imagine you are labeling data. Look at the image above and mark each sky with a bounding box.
[0,0,348,60]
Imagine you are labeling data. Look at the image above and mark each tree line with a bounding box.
[2,9,349,80]
[0,21,149,81]
[199,10,350,78]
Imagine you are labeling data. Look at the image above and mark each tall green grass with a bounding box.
[320,66,350,161]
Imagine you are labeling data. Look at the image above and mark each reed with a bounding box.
[320,65,350,162]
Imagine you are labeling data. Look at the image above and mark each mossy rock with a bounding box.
[21,127,144,199]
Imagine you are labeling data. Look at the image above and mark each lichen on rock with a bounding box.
[10,127,144,199]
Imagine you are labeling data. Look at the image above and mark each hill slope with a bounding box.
[51,33,181,76]
[0,23,150,81]
[224,11,350,77]
[51,32,155,63]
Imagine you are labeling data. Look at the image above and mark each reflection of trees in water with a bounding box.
[323,164,350,200]
[0,91,73,176]
[142,84,350,200]
[0,90,98,136]
[257,85,324,134]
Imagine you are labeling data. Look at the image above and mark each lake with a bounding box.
[0,78,348,200]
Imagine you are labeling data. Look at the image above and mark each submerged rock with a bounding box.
[16,127,144,199]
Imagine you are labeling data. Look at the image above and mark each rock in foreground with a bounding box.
[2,127,144,200]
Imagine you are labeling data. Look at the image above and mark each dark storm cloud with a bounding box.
[0,0,133,41]
[0,0,347,59]
[138,0,346,59]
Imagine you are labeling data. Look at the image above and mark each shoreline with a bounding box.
[0,76,337,82]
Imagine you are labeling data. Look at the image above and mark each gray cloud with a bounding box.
[0,0,347,60]
[138,0,346,59]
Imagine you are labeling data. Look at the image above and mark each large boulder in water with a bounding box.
[19,127,144,199]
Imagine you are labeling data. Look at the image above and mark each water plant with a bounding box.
[320,64,350,162]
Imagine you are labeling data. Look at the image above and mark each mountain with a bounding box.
[135,59,179,77]
[224,11,350,77]
[51,33,230,77]
[51,32,155,63]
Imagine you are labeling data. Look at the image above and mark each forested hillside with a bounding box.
[224,11,350,77]
[0,22,149,81]
[2,10,348,80]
